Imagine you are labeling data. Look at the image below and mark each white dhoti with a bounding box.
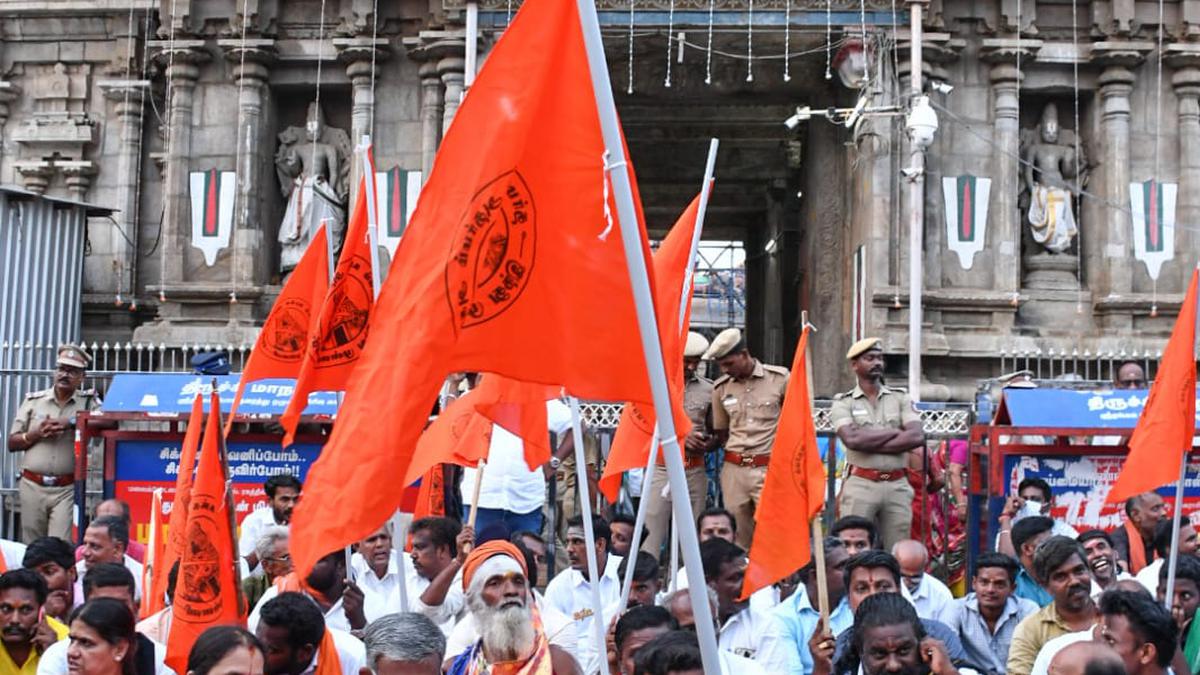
[279,176,345,272]
[1027,184,1078,253]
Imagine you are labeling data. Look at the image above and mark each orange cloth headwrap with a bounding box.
[461,540,529,590]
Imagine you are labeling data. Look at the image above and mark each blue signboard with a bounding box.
[1002,387,1200,429]
[100,374,339,416]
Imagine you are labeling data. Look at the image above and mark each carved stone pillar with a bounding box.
[58,161,96,201]
[220,39,275,288]
[1092,43,1150,326]
[0,82,19,183]
[981,42,1037,307]
[439,51,466,134]
[336,37,389,201]
[418,61,443,179]
[1168,47,1200,285]
[14,161,53,194]
[151,41,209,291]
[99,80,149,299]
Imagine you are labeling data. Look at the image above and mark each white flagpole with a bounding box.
[614,138,718,616]
[619,429,659,610]
[464,3,479,98]
[389,510,410,613]
[567,396,609,674]
[1162,261,1200,608]
[359,137,383,297]
[573,1,722,668]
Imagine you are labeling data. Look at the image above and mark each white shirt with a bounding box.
[461,400,572,514]
[237,506,285,577]
[1134,559,1166,594]
[444,591,579,665]
[719,601,772,659]
[1,539,26,569]
[1029,626,1098,675]
[909,573,955,622]
[248,583,387,634]
[721,649,768,675]
[409,565,466,635]
[38,633,174,675]
[300,627,366,675]
[543,554,623,675]
[74,554,143,604]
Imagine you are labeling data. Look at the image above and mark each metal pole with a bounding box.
[547,431,558,581]
[464,3,479,97]
[359,139,383,297]
[616,138,718,615]
[567,397,609,674]
[907,0,926,401]
[1162,264,1200,608]
[573,0,722,666]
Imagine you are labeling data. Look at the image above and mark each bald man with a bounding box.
[892,539,954,622]
[1048,640,1126,675]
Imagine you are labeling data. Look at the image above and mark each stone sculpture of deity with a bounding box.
[275,102,351,274]
[1022,103,1083,254]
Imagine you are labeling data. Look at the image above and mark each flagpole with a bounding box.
[567,396,610,672]
[390,510,411,612]
[574,1,722,668]
[801,311,831,624]
[359,138,384,297]
[212,380,247,618]
[615,138,718,616]
[467,460,486,533]
[1162,262,1200,609]
[618,430,659,611]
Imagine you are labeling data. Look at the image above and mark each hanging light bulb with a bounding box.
[1010,292,1020,307]
[1150,304,1158,317]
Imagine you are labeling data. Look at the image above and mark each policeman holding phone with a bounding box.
[8,345,100,543]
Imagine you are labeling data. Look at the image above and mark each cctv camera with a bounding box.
[783,106,812,130]
[930,81,954,95]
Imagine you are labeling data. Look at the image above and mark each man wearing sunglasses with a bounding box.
[7,345,101,543]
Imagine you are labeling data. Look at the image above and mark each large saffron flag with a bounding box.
[164,392,241,674]
[279,157,377,446]
[151,393,204,613]
[139,488,165,619]
[288,0,674,575]
[1108,268,1199,503]
[226,226,330,431]
[599,193,704,501]
[404,390,494,485]
[740,326,826,600]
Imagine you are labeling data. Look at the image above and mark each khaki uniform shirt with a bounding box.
[711,360,789,457]
[684,374,713,433]
[829,384,920,471]
[10,388,100,475]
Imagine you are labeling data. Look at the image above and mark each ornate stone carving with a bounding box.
[1020,103,1085,255]
[274,102,352,274]
[11,63,97,160]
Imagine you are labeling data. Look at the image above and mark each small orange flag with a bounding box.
[164,392,242,673]
[279,158,377,446]
[139,488,165,619]
[599,193,704,501]
[404,390,494,485]
[152,393,204,613]
[740,326,825,600]
[226,226,330,432]
[471,375,561,469]
[288,0,676,576]
[1108,268,1199,503]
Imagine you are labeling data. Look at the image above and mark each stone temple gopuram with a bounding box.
[0,0,1194,399]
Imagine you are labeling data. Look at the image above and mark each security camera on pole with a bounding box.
[905,0,937,401]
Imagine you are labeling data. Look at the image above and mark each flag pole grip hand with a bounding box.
[457,525,476,559]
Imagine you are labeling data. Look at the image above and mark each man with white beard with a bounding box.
[445,541,581,675]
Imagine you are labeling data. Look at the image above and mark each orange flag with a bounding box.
[740,326,825,600]
[151,393,204,613]
[1108,268,1199,503]
[403,390,494,484]
[599,193,704,500]
[164,392,242,674]
[226,226,330,432]
[279,158,377,446]
[288,0,675,576]
[471,375,561,469]
[139,488,165,619]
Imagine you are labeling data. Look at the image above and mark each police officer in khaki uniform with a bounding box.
[640,331,717,557]
[8,345,100,543]
[831,337,925,550]
[705,328,789,549]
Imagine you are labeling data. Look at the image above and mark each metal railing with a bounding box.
[998,347,1163,383]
